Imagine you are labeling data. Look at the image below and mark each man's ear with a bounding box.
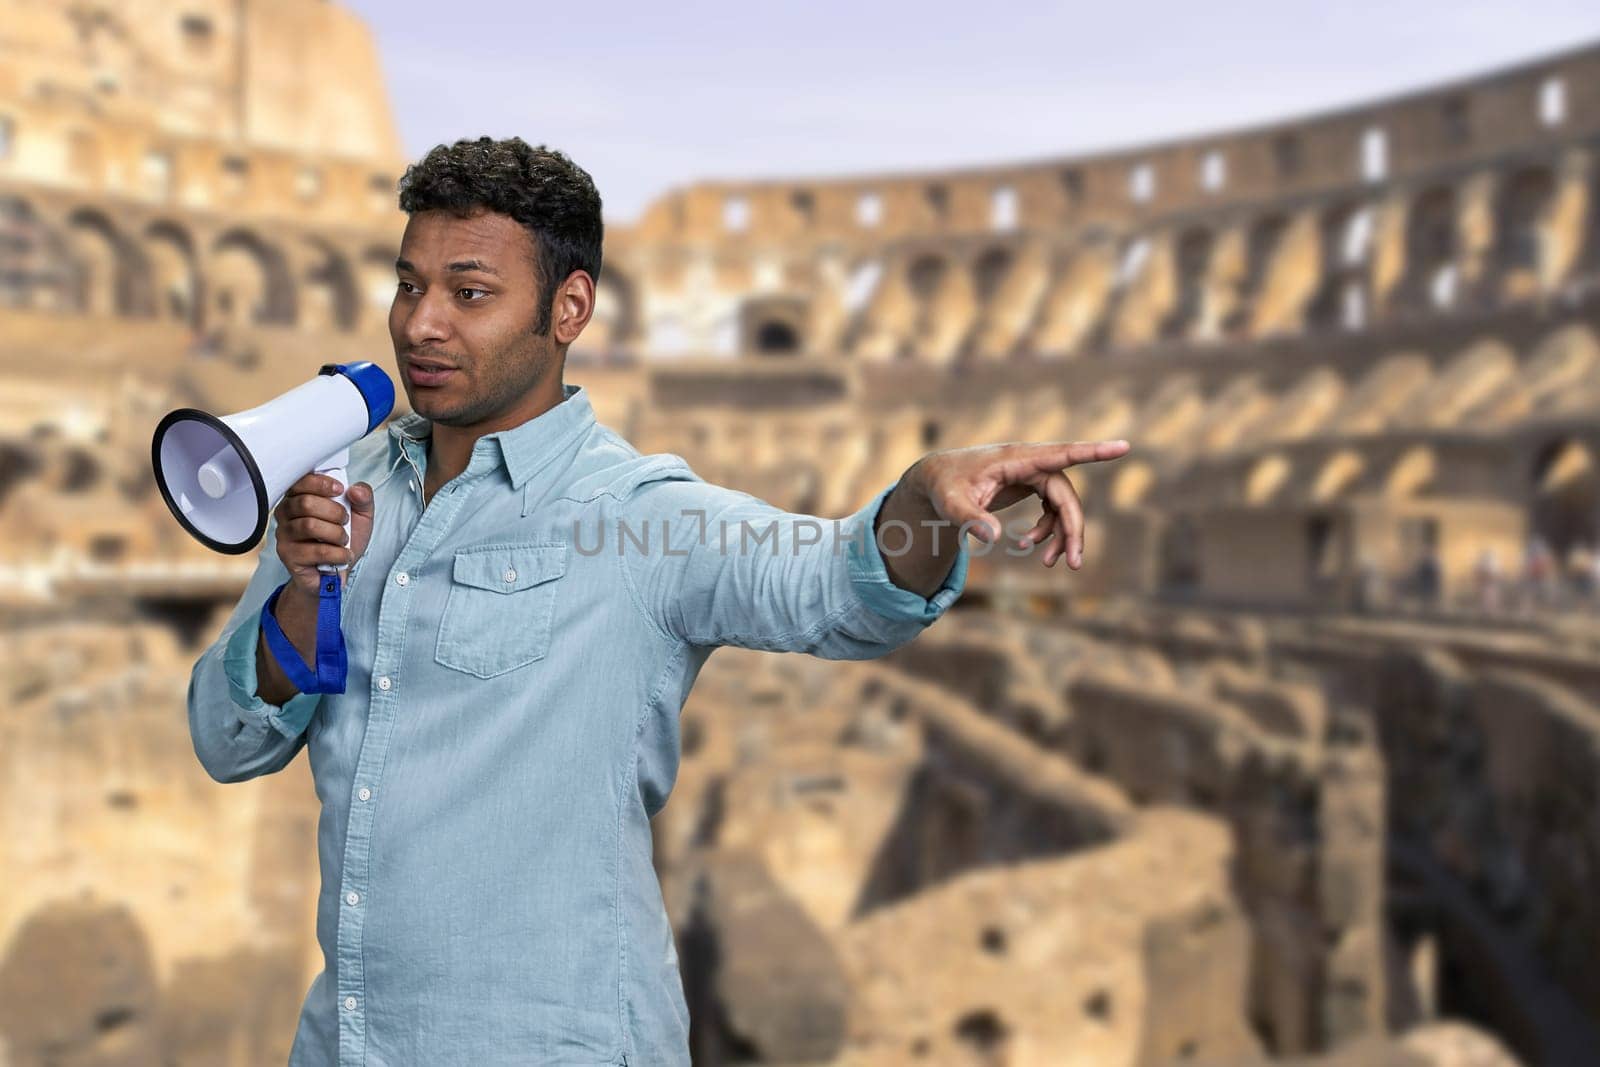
[551,270,595,346]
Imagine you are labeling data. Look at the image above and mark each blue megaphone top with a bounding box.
[320,361,396,434]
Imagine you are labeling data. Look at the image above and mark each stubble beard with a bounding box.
[424,338,553,429]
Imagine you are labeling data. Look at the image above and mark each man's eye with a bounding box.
[397,280,419,294]
[458,288,488,301]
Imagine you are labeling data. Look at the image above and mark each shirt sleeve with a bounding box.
[187,512,323,782]
[619,474,968,658]
[846,480,969,623]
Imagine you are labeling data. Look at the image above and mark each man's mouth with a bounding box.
[405,358,458,386]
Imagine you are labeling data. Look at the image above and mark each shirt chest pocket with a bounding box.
[435,542,568,678]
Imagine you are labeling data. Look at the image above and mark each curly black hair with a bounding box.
[396,137,603,336]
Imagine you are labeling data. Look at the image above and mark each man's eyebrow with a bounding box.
[393,257,503,278]
[448,259,501,277]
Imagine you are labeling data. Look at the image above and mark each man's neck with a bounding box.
[423,379,566,496]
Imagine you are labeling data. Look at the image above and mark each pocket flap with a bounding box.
[451,543,567,593]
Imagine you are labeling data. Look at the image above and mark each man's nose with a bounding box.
[399,288,450,348]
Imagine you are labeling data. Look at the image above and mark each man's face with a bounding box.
[389,208,555,429]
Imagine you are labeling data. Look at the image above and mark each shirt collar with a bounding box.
[386,382,595,491]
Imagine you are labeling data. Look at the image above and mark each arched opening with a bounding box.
[1246,453,1292,505]
[1310,450,1365,505]
[1492,167,1555,301]
[1529,439,1598,557]
[210,230,295,328]
[1159,514,1201,590]
[590,266,639,352]
[1385,447,1437,500]
[1398,186,1459,313]
[1161,227,1214,340]
[843,259,882,313]
[1523,325,1600,415]
[1306,202,1371,331]
[0,197,75,311]
[358,246,399,321]
[66,209,150,316]
[907,254,947,302]
[1225,214,1287,336]
[143,220,199,326]
[753,319,799,355]
[300,240,359,332]
[971,247,1013,302]
[1111,461,1156,508]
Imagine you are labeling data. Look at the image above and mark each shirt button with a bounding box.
[378,676,392,691]
[503,567,517,584]
[395,571,409,587]
[346,891,361,906]
[408,479,417,492]
[357,786,372,801]
[343,996,358,1012]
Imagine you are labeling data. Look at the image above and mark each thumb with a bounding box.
[346,482,375,563]
[347,482,375,516]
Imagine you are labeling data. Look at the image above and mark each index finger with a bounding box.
[1017,439,1131,472]
[292,472,345,496]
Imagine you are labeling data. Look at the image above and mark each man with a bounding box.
[186,136,1130,1066]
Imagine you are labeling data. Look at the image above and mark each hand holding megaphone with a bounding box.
[152,361,395,694]
[273,473,376,597]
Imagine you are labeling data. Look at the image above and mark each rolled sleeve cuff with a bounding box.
[221,611,322,740]
[845,480,968,624]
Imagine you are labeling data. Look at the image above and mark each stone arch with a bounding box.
[1491,166,1556,299]
[1525,324,1600,415]
[1225,213,1287,335]
[1406,339,1515,429]
[1135,373,1205,449]
[0,900,160,1064]
[209,229,295,327]
[1529,438,1598,555]
[357,245,399,322]
[1245,453,1293,505]
[1325,352,1431,434]
[1110,461,1156,508]
[298,239,360,332]
[142,220,200,326]
[1305,201,1371,330]
[1385,446,1437,499]
[591,264,640,349]
[0,196,75,311]
[971,246,1013,302]
[1161,226,1214,339]
[1159,514,1201,589]
[1395,184,1460,313]
[907,253,948,302]
[1262,366,1346,442]
[1310,449,1366,504]
[65,208,151,316]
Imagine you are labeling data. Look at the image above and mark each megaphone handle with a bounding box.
[313,446,352,576]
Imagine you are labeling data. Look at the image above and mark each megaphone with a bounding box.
[151,361,395,559]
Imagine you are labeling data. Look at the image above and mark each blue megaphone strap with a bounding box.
[260,577,347,694]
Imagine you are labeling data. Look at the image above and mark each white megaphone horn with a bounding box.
[151,362,396,562]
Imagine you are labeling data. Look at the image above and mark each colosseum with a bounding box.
[3,3,1599,1065]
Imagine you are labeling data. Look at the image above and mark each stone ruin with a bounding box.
[5,3,1600,1063]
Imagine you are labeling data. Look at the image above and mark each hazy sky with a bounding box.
[342,1,1600,223]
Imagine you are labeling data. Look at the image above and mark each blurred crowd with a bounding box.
[1352,535,1600,617]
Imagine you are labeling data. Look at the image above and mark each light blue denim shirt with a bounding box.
[185,382,968,1066]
